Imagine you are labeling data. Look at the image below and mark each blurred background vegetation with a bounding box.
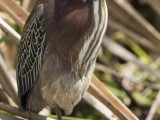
[1,0,160,120]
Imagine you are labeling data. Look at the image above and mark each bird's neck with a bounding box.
[44,0,108,65]
[44,0,94,57]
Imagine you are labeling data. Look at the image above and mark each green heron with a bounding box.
[16,0,108,120]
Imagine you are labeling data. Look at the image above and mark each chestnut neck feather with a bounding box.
[44,0,94,61]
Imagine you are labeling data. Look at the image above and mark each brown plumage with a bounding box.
[16,0,108,119]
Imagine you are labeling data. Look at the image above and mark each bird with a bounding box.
[16,0,108,120]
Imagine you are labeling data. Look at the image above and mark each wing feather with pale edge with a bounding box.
[17,4,46,98]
